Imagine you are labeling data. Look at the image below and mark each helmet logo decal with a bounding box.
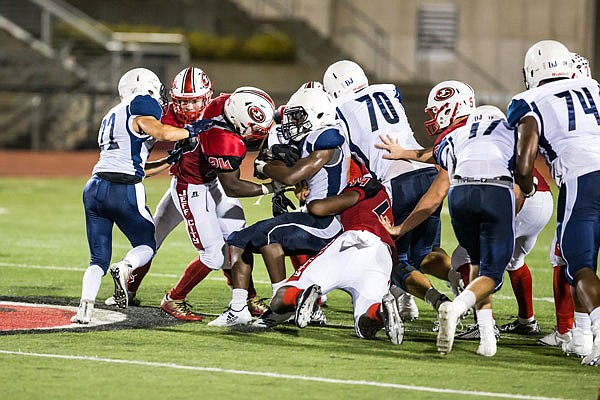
[434,87,455,101]
[248,106,266,123]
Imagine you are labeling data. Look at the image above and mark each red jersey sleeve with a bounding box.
[199,128,247,172]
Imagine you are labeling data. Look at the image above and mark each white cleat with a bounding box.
[397,293,419,321]
[208,306,252,327]
[537,327,571,347]
[381,292,404,345]
[71,300,94,324]
[437,302,461,355]
[562,327,593,357]
[109,261,131,309]
[295,285,321,329]
[477,323,498,357]
[581,323,600,366]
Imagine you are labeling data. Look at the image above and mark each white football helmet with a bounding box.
[281,87,336,141]
[323,60,368,99]
[468,105,506,124]
[223,86,276,141]
[523,40,572,89]
[299,81,324,91]
[571,52,591,79]
[118,68,166,106]
[424,80,475,136]
[170,67,213,124]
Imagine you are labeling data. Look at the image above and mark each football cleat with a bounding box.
[381,292,404,345]
[208,305,252,327]
[247,296,269,317]
[71,300,94,324]
[105,293,140,307]
[295,284,321,329]
[310,305,327,325]
[537,327,571,346]
[455,323,500,340]
[477,323,498,357]
[581,323,600,366]
[252,307,294,329]
[109,261,131,309]
[499,319,541,335]
[563,327,593,357]
[160,295,203,321]
[436,302,462,354]
[397,293,419,321]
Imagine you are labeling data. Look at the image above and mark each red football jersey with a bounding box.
[198,94,247,172]
[533,168,550,192]
[162,103,217,184]
[340,188,396,253]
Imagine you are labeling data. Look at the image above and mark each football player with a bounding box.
[509,40,600,366]
[324,60,453,322]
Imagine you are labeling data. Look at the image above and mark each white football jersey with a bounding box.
[299,122,351,204]
[92,94,161,178]
[437,107,516,180]
[507,77,600,185]
[334,84,433,182]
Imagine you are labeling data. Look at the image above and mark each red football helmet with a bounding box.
[170,67,213,124]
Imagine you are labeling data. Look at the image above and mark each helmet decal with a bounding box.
[248,105,266,123]
[434,87,456,101]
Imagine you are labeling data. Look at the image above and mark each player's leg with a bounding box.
[73,177,113,323]
[501,190,552,334]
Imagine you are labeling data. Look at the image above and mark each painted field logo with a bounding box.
[0,301,126,332]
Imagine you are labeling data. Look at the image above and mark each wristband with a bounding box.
[261,184,272,195]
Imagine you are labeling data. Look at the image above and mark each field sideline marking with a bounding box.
[0,262,556,302]
[0,350,568,399]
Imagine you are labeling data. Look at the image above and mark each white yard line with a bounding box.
[0,350,569,400]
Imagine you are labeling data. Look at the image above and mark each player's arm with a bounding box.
[380,168,449,237]
[375,134,435,163]
[218,168,275,198]
[515,116,539,197]
[134,116,191,142]
[262,148,334,186]
[309,176,383,216]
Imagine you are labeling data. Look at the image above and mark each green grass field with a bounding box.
[0,177,598,400]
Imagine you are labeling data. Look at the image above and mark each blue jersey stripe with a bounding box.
[532,101,558,162]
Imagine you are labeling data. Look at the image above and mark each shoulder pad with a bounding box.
[130,95,162,120]
[506,98,532,128]
[312,128,345,151]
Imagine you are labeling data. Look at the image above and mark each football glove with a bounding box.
[270,143,301,167]
[272,191,296,216]
[253,149,269,180]
[344,176,383,202]
[184,118,215,138]
[167,137,198,165]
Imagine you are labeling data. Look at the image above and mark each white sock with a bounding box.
[230,289,248,311]
[575,311,592,331]
[589,307,600,328]
[476,308,494,328]
[271,280,287,299]
[80,265,104,302]
[124,245,154,269]
[518,316,535,324]
[453,289,476,315]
